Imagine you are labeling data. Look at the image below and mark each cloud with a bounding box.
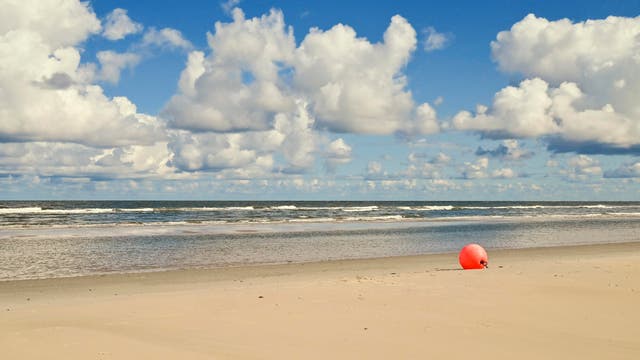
[35,72,74,90]
[164,9,296,132]
[367,161,383,176]
[427,179,460,191]
[453,78,558,138]
[0,0,164,148]
[365,161,387,180]
[97,27,193,86]
[295,15,438,135]
[491,14,640,85]
[0,3,449,186]
[296,17,415,133]
[406,162,441,179]
[461,157,489,179]
[273,101,317,172]
[141,27,193,51]
[423,26,451,51]
[604,162,640,178]
[0,141,172,179]
[408,151,450,165]
[161,7,443,179]
[0,0,101,49]
[364,150,452,181]
[221,0,241,14]
[476,140,533,160]
[431,152,451,164]
[563,155,602,180]
[164,8,439,136]
[546,159,559,167]
[412,103,440,135]
[102,8,143,40]
[403,151,450,179]
[96,51,141,84]
[167,100,318,175]
[491,168,517,179]
[546,139,640,155]
[324,138,352,171]
[168,132,263,172]
[455,14,640,154]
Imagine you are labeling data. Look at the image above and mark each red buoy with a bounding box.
[459,244,488,270]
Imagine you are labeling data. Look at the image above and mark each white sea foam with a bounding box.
[296,206,344,210]
[42,208,115,214]
[0,207,43,214]
[0,207,158,215]
[343,215,404,221]
[341,206,379,212]
[292,206,380,212]
[607,212,640,217]
[397,205,454,211]
[459,204,637,210]
[172,206,255,211]
[269,205,298,210]
[119,208,154,212]
[460,205,546,210]
[0,207,115,214]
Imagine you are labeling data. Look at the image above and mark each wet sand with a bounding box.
[1,242,639,359]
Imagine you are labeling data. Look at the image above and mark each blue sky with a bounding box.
[1,0,639,200]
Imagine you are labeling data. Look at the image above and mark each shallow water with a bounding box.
[1,202,639,280]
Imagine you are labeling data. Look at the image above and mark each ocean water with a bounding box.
[1,201,639,280]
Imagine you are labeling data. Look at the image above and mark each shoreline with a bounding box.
[1,241,639,359]
[1,240,638,291]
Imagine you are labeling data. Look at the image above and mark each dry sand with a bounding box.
[1,242,639,359]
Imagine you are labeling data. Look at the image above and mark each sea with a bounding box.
[1,200,639,281]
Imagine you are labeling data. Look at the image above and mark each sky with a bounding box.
[1,0,640,200]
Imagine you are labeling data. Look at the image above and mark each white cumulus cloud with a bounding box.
[324,138,353,171]
[96,51,141,84]
[0,0,101,49]
[0,3,451,185]
[162,7,443,177]
[0,141,172,179]
[168,100,318,175]
[0,0,164,147]
[164,8,439,136]
[295,15,431,134]
[141,27,193,51]
[103,8,143,40]
[455,14,640,154]
[164,9,295,132]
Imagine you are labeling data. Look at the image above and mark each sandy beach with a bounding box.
[1,242,639,359]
